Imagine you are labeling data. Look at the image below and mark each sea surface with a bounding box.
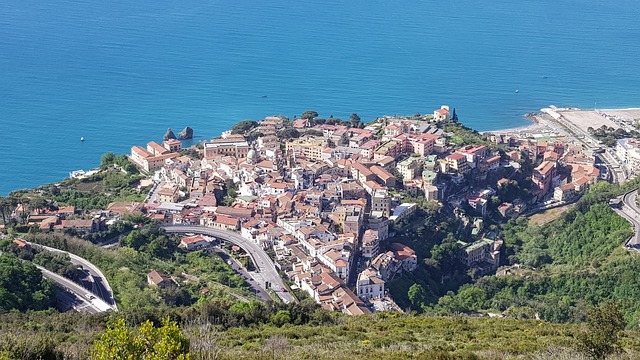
[1,0,640,194]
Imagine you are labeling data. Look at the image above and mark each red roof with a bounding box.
[215,215,239,226]
[535,161,555,175]
[181,235,207,245]
[447,153,466,161]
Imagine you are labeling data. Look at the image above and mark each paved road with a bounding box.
[146,180,165,204]
[27,242,117,310]
[613,189,640,251]
[163,225,295,304]
[35,265,111,313]
[212,248,271,302]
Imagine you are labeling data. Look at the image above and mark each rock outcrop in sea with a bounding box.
[178,127,194,140]
[164,128,177,140]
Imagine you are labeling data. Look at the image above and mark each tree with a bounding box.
[33,251,80,279]
[230,120,259,135]
[122,229,145,250]
[0,196,12,226]
[101,152,116,168]
[422,200,442,216]
[407,283,427,310]
[305,129,324,137]
[221,179,238,206]
[350,113,361,127]
[0,254,55,312]
[184,320,221,360]
[160,286,193,307]
[18,195,30,224]
[301,110,318,120]
[263,335,291,359]
[431,241,466,275]
[91,318,190,360]
[277,128,300,140]
[270,310,292,327]
[577,302,626,359]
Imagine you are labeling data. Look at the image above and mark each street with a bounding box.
[146,180,165,204]
[163,225,296,304]
[211,247,271,301]
[35,265,111,313]
[27,242,117,310]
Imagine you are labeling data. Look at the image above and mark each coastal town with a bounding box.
[5,0,640,356]
[5,105,640,317]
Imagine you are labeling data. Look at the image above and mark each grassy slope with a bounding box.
[4,310,640,360]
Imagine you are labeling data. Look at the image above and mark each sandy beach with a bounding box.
[481,113,555,136]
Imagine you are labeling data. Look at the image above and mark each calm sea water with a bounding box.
[1,0,640,194]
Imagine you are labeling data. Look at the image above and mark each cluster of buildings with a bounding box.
[4,103,622,318]
[122,110,472,313]
[487,136,601,203]
[119,106,604,313]
[7,104,606,312]
[16,205,107,234]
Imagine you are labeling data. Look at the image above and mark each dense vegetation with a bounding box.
[384,197,471,311]
[100,153,138,173]
[120,221,178,259]
[587,125,640,147]
[33,251,81,280]
[42,171,147,209]
[432,181,640,323]
[230,120,259,135]
[0,253,56,313]
[5,170,147,212]
[442,121,492,148]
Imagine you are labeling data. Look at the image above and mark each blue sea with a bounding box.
[1,1,640,195]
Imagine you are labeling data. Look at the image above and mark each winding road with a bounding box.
[613,189,640,251]
[35,265,112,313]
[163,225,295,304]
[27,241,117,311]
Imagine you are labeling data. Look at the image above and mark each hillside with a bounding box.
[1,307,640,360]
[433,181,640,323]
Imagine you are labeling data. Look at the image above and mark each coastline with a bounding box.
[480,114,541,135]
[3,105,640,196]
[482,106,640,138]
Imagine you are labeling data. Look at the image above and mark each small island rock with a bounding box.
[178,126,194,140]
[164,128,177,140]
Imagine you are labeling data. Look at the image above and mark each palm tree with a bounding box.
[18,195,30,224]
[0,197,10,226]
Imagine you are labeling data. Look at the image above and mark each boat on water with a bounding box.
[80,137,85,141]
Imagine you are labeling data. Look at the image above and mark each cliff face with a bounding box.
[178,127,193,140]
[164,128,177,140]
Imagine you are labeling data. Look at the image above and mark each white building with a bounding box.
[179,234,210,250]
[616,138,640,176]
[356,268,385,300]
[389,203,417,223]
